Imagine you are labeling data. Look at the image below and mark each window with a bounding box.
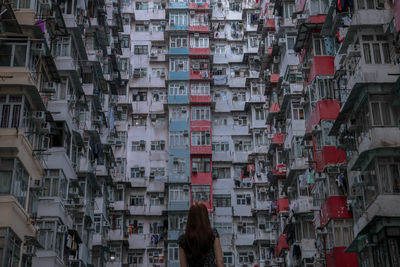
[362,35,391,64]
[151,23,165,32]
[255,132,268,146]
[135,24,149,32]
[287,36,295,50]
[150,193,164,205]
[214,194,231,207]
[154,2,164,10]
[0,158,29,207]
[236,194,251,205]
[212,167,231,179]
[191,131,211,146]
[212,142,229,152]
[42,169,68,199]
[151,140,166,151]
[229,1,242,11]
[168,244,179,262]
[223,252,234,265]
[248,36,259,47]
[232,91,246,101]
[169,215,187,230]
[170,58,189,72]
[0,228,22,267]
[128,253,143,264]
[51,37,71,57]
[191,83,210,96]
[292,103,305,120]
[152,89,167,101]
[132,115,147,126]
[284,2,295,18]
[126,219,143,234]
[0,95,25,129]
[122,14,130,25]
[191,106,210,120]
[135,2,148,10]
[233,115,247,126]
[131,141,146,151]
[190,13,209,26]
[118,58,129,72]
[130,195,145,206]
[169,185,189,201]
[171,107,188,120]
[170,12,187,26]
[170,36,188,48]
[213,117,228,126]
[170,131,188,147]
[238,222,255,234]
[238,251,254,264]
[150,167,165,179]
[133,68,147,78]
[148,250,164,264]
[310,0,329,14]
[313,34,327,56]
[192,158,211,172]
[130,167,145,178]
[255,108,266,120]
[192,185,210,202]
[215,45,226,55]
[377,157,400,193]
[329,220,354,247]
[169,83,188,96]
[214,222,232,234]
[190,36,209,48]
[317,79,334,100]
[121,35,130,48]
[134,45,148,55]
[173,158,186,174]
[234,140,252,151]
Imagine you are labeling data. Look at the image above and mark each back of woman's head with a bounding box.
[184,203,213,259]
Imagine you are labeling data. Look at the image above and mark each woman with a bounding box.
[178,203,224,267]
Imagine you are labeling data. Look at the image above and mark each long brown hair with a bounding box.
[184,203,213,259]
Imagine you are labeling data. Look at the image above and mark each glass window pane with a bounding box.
[0,171,12,194]
[372,43,382,64]
[13,45,27,67]
[0,44,12,66]
[363,44,371,64]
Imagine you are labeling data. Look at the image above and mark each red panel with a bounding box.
[270,73,280,84]
[277,198,289,213]
[189,47,210,55]
[190,95,211,103]
[275,234,290,257]
[306,56,334,85]
[273,164,287,177]
[189,25,210,32]
[326,247,358,267]
[190,120,211,127]
[265,19,275,30]
[190,145,212,154]
[313,146,346,172]
[189,2,209,9]
[396,0,400,33]
[269,102,280,113]
[191,173,212,185]
[190,70,210,79]
[306,100,340,133]
[320,196,352,227]
[271,133,284,144]
[309,15,327,24]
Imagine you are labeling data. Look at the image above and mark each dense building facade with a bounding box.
[1,0,400,266]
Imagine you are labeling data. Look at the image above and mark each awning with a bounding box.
[294,22,323,53]
[70,27,88,61]
[42,55,61,82]
[0,3,22,34]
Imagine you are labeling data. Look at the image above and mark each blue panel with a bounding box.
[168,201,190,211]
[169,72,190,80]
[169,47,189,55]
[168,95,189,104]
[168,230,183,240]
[168,262,180,267]
[169,1,189,8]
[169,25,189,31]
[169,120,189,131]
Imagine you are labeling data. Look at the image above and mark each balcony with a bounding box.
[169,2,189,9]
[128,234,163,249]
[168,201,190,211]
[37,198,73,227]
[169,47,189,55]
[169,71,190,80]
[189,25,210,32]
[189,47,210,55]
[190,145,212,154]
[168,24,189,31]
[214,207,233,216]
[290,197,314,214]
[0,196,37,241]
[212,151,232,162]
[168,94,190,104]
[277,198,289,213]
[233,205,252,217]
[168,230,183,240]
[108,229,124,241]
[232,151,250,163]
[320,196,352,227]
[189,2,210,9]
[129,205,165,216]
[190,94,211,103]
[314,147,346,173]
[235,233,254,246]
[190,69,210,80]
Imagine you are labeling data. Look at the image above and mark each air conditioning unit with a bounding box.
[33,111,46,121]
[67,94,76,102]
[160,20,166,26]
[117,106,123,112]
[143,21,149,25]
[300,97,308,106]
[326,166,340,174]
[30,179,42,189]
[115,140,122,146]
[170,20,175,25]
[183,185,190,190]
[304,140,313,148]
[354,175,366,186]
[276,257,284,263]
[192,64,200,69]
[190,10,195,15]
[183,130,189,136]
[58,225,68,233]
[117,184,124,190]
[150,52,157,58]
[311,124,321,132]
[24,245,35,255]
[160,71,166,78]
[268,134,274,139]
[194,32,199,37]
[315,172,326,181]
[42,82,57,93]
[279,37,286,44]
[150,114,157,120]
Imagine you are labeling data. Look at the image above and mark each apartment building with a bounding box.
[0,0,120,266]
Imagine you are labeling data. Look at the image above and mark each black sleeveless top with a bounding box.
[178,228,219,267]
